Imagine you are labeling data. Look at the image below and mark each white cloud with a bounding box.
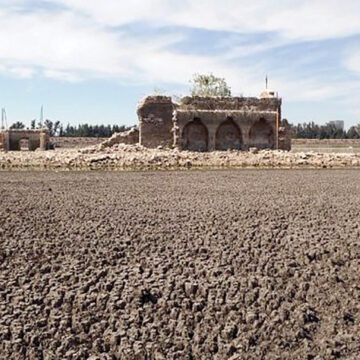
[0,10,131,76]
[0,3,259,90]
[10,66,36,78]
[0,0,359,107]
[345,50,360,74]
[47,0,360,41]
[43,69,81,82]
[0,5,193,82]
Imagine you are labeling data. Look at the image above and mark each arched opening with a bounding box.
[19,138,30,151]
[249,118,274,149]
[215,118,242,150]
[182,118,208,152]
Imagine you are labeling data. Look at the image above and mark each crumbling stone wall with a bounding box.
[174,109,278,151]
[0,129,50,151]
[182,118,209,152]
[100,127,139,149]
[215,118,242,151]
[137,96,174,148]
[0,131,5,150]
[249,118,275,149]
[179,96,281,112]
[278,126,292,151]
[136,95,290,151]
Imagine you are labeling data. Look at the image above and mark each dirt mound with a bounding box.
[0,170,359,359]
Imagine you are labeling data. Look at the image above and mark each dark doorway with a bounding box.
[19,138,30,151]
[215,118,242,150]
[249,118,274,149]
[182,118,208,152]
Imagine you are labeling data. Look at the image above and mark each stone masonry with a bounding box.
[136,93,291,151]
[0,129,50,151]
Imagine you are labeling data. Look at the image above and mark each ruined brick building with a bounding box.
[0,129,50,151]
[135,90,291,151]
[0,90,291,152]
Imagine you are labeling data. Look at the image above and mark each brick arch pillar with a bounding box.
[40,132,47,151]
[235,121,252,150]
[207,123,218,151]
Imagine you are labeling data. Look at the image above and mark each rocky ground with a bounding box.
[0,143,360,170]
[0,170,359,359]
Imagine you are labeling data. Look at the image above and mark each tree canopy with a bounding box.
[287,121,360,139]
[190,73,231,97]
[9,121,25,129]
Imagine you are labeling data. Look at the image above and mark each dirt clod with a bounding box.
[0,170,359,359]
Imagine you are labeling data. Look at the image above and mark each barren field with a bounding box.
[0,170,359,360]
[50,137,106,149]
[292,139,360,154]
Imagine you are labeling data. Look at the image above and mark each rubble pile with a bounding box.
[0,141,360,170]
[99,127,139,149]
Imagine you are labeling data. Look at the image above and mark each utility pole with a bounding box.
[1,108,7,130]
[40,105,44,127]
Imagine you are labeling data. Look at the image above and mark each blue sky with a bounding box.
[1,0,360,128]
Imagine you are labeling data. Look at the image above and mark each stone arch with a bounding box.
[215,117,242,150]
[19,138,30,151]
[182,118,208,152]
[249,118,274,149]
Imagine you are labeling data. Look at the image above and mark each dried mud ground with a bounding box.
[0,170,359,360]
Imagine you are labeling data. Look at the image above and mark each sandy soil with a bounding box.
[0,170,359,359]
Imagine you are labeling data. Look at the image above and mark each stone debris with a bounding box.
[0,144,360,170]
[99,127,139,149]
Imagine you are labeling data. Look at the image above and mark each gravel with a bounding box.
[0,170,359,359]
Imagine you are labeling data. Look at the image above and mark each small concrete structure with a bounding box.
[136,92,291,151]
[0,129,50,151]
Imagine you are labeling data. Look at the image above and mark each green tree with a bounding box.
[58,122,132,137]
[10,121,25,129]
[59,125,64,137]
[44,119,61,136]
[190,73,231,97]
[347,126,360,139]
[30,119,36,129]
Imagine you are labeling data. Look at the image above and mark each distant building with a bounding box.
[0,128,50,151]
[329,120,344,130]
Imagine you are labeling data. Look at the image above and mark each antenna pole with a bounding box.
[1,108,7,130]
[265,75,268,89]
[40,105,44,127]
